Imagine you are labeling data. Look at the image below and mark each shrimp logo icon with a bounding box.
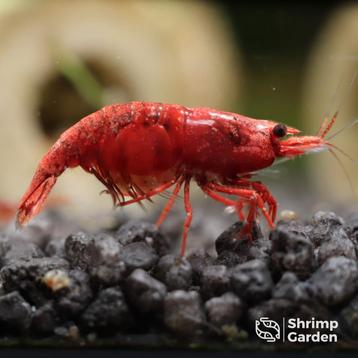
[255,317,281,343]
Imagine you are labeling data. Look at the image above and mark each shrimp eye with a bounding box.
[273,124,287,138]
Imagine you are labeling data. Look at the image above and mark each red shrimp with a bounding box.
[16,101,337,255]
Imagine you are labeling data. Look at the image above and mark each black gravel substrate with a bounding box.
[1,211,358,350]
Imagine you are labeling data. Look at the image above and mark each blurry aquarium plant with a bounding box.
[39,49,130,139]
[56,51,104,109]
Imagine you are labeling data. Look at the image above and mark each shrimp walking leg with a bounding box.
[232,178,277,222]
[156,177,185,227]
[250,181,277,222]
[208,182,274,228]
[205,182,274,241]
[181,178,192,257]
[201,186,245,220]
[203,183,256,240]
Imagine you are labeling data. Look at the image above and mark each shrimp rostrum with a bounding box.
[17,101,337,255]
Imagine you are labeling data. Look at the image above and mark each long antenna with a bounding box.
[319,111,338,139]
[317,68,346,136]
[328,148,356,197]
[317,68,358,137]
[327,118,358,141]
[327,143,356,162]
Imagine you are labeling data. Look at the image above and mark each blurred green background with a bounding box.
[222,2,331,118]
[221,2,338,177]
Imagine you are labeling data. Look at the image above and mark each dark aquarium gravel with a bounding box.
[0,211,358,349]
